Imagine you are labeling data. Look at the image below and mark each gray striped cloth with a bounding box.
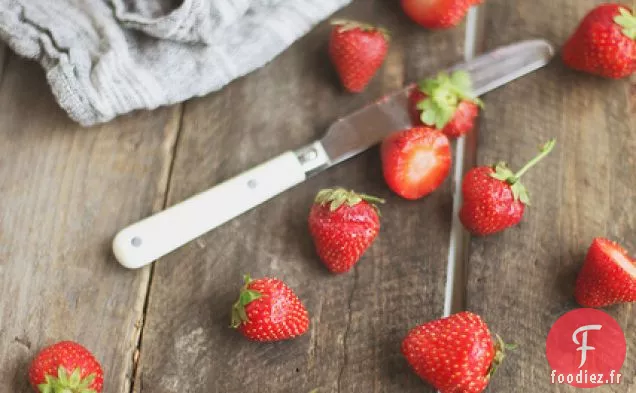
[0,0,351,126]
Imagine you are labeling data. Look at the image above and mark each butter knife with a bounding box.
[113,39,554,269]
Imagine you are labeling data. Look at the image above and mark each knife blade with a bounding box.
[318,39,554,168]
[113,39,555,269]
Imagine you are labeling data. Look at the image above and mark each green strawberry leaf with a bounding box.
[240,290,261,306]
[37,368,96,393]
[614,7,636,40]
[415,71,482,129]
[419,100,437,125]
[331,19,390,40]
[450,70,471,91]
[490,162,515,182]
[81,374,96,388]
[38,384,52,393]
[314,188,384,212]
[330,193,348,211]
[489,334,516,379]
[231,275,262,328]
[346,194,362,205]
[69,369,81,386]
[57,367,69,385]
[510,182,530,205]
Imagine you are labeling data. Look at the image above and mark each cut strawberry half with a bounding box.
[575,238,636,308]
[381,127,452,200]
[606,242,636,278]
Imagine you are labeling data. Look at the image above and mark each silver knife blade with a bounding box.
[319,39,554,167]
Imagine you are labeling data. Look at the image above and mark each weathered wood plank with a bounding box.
[136,1,466,392]
[0,55,181,392]
[466,1,635,392]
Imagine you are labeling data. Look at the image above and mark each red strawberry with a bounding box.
[29,341,103,393]
[308,188,383,273]
[329,20,390,93]
[401,0,483,29]
[402,311,513,393]
[562,4,636,79]
[381,127,452,200]
[459,139,556,235]
[231,275,309,341]
[575,238,636,307]
[408,71,482,138]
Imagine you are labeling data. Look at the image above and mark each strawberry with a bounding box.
[231,275,309,341]
[401,0,483,29]
[308,188,384,273]
[381,127,452,200]
[329,20,390,93]
[575,238,636,307]
[29,341,103,393]
[408,71,482,138]
[562,4,636,79]
[459,139,556,236]
[402,311,513,393]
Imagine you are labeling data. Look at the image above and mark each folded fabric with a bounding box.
[0,0,351,126]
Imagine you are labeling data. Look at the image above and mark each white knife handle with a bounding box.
[113,152,307,269]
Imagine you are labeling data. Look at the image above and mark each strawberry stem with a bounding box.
[512,139,556,181]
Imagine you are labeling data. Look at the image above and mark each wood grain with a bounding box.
[135,1,466,392]
[0,55,181,392]
[466,1,635,392]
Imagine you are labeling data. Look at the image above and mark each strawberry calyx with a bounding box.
[38,366,97,393]
[415,71,483,129]
[230,274,262,329]
[314,188,385,213]
[614,7,636,40]
[331,19,390,40]
[487,334,516,380]
[489,139,556,205]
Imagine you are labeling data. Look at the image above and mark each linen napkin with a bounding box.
[0,0,351,126]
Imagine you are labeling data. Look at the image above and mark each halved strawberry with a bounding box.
[381,127,452,200]
[575,238,636,308]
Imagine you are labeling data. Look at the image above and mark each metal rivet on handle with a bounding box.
[299,148,317,164]
[131,237,142,247]
[247,179,258,189]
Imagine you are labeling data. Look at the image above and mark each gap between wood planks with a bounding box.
[443,5,487,317]
[129,103,186,393]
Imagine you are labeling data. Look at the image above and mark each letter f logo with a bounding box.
[572,325,602,368]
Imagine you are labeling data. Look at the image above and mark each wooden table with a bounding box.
[0,1,633,392]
